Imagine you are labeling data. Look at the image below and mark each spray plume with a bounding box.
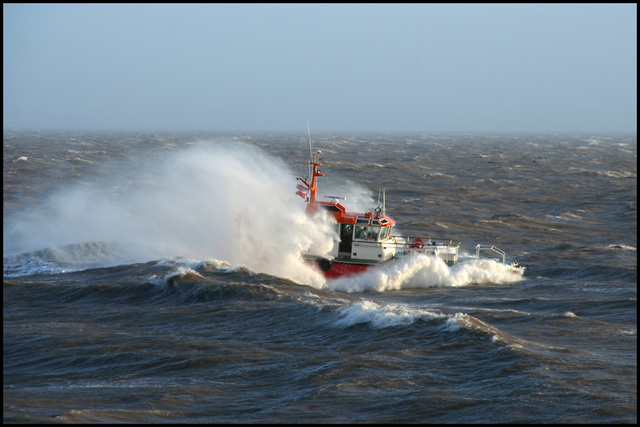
[3,140,335,286]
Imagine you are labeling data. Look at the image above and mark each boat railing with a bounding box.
[391,236,459,249]
[475,244,506,264]
[351,236,460,254]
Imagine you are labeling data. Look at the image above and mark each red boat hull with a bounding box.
[307,259,375,279]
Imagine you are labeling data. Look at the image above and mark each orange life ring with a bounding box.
[410,238,424,249]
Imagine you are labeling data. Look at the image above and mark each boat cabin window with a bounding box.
[353,224,392,241]
[355,225,380,241]
[379,225,391,241]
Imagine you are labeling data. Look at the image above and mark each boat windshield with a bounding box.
[379,225,391,241]
[355,225,381,241]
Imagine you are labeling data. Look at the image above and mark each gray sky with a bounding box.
[3,3,637,133]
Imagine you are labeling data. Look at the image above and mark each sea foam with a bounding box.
[324,254,524,293]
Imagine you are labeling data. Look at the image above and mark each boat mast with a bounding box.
[298,120,324,206]
[308,149,323,205]
[375,188,387,217]
[382,187,386,217]
[307,118,312,185]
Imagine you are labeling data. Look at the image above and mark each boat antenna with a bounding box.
[306,118,313,181]
[382,187,386,217]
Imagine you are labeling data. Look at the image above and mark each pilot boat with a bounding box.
[296,146,523,279]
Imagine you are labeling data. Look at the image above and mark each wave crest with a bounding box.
[323,255,524,293]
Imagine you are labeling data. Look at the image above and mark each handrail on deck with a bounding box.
[394,236,458,248]
[475,244,506,264]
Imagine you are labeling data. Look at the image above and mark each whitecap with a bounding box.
[334,300,446,328]
[606,244,636,251]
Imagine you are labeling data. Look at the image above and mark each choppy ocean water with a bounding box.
[3,130,636,423]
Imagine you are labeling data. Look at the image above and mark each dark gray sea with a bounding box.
[3,130,636,423]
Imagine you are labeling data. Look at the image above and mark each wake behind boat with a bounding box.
[296,143,524,279]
